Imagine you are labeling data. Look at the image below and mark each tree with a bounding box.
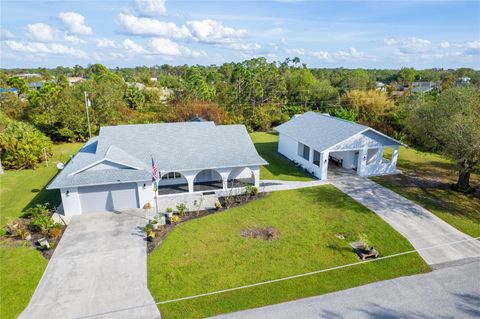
[342,90,394,126]
[6,76,28,94]
[397,67,416,84]
[0,113,52,169]
[406,87,480,191]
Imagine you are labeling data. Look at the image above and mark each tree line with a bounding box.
[0,58,478,190]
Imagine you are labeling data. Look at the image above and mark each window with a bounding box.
[298,142,310,160]
[313,150,320,166]
[162,172,182,180]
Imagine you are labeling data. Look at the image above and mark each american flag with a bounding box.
[151,157,158,191]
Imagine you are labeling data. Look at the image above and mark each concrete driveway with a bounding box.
[211,259,480,319]
[20,210,160,319]
[332,175,480,266]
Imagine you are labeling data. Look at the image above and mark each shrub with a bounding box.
[214,201,222,210]
[48,227,62,239]
[170,215,181,224]
[22,204,50,218]
[29,214,55,234]
[166,207,173,214]
[245,186,258,196]
[176,203,187,216]
[0,113,52,169]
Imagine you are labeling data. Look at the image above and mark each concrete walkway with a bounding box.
[20,210,160,319]
[211,259,480,319]
[260,179,328,192]
[332,175,480,266]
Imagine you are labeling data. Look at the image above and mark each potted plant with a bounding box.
[165,207,173,218]
[150,219,159,230]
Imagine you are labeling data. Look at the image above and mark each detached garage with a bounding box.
[275,111,404,180]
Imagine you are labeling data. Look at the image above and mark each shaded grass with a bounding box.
[148,185,429,319]
[373,147,480,237]
[0,143,83,231]
[250,132,312,181]
[0,246,48,319]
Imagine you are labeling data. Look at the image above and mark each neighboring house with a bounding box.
[67,76,85,85]
[127,82,146,90]
[274,112,403,180]
[456,76,471,86]
[411,81,438,93]
[27,81,45,90]
[18,73,41,78]
[375,81,386,91]
[47,121,267,216]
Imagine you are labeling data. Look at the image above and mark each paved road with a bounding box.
[211,258,480,319]
[332,175,480,266]
[20,210,160,319]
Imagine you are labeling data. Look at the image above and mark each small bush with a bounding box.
[48,227,62,239]
[166,207,173,214]
[22,204,50,218]
[214,201,222,210]
[170,215,181,224]
[29,214,55,234]
[176,203,187,216]
[245,186,258,196]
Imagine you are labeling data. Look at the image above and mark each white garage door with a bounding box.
[78,183,139,213]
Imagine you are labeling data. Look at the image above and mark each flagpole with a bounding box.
[84,91,92,139]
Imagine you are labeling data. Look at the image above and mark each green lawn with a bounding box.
[0,246,48,319]
[148,185,430,319]
[372,147,480,237]
[0,142,82,318]
[250,132,312,181]
[0,143,83,231]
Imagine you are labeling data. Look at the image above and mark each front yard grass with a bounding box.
[0,142,82,318]
[148,185,430,319]
[250,132,312,181]
[372,147,480,237]
[0,246,48,319]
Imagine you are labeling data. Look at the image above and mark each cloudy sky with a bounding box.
[1,0,479,69]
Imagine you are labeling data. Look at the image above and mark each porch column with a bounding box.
[185,174,195,193]
[319,151,329,180]
[391,146,399,167]
[219,170,230,190]
[377,147,384,164]
[357,148,368,176]
[250,166,260,188]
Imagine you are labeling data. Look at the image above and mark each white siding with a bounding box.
[61,187,82,216]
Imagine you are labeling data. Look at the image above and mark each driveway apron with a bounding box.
[19,210,161,319]
[332,175,480,266]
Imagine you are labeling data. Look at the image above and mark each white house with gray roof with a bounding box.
[48,121,267,216]
[274,112,403,180]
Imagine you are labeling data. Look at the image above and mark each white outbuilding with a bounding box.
[48,121,267,216]
[274,111,404,180]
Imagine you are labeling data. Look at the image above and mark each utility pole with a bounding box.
[84,91,92,139]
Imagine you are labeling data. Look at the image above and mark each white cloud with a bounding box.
[149,37,205,57]
[440,41,450,49]
[286,48,330,60]
[96,38,116,48]
[223,42,261,52]
[385,37,431,54]
[25,23,58,42]
[5,40,87,58]
[64,34,85,44]
[118,13,191,39]
[135,0,166,16]
[186,19,246,43]
[465,41,480,55]
[1,29,15,39]
[123,38,146,54]
[59,12,93,35]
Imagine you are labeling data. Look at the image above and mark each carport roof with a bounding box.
[47,122,267,189]
[274,111,403,152]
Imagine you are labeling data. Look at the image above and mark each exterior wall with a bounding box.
[60,187,82,216]
[278,133,322,179]
[137,181,155,209]
[329,150,357,169]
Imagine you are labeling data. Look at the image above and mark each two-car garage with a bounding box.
[78,183,139,213]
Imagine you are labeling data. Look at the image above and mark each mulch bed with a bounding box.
[146,193,269,253]
[2,218,66,260]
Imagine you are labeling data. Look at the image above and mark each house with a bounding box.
[27,81,45,90]
[456,76,471,86]
[411,81,438,93]
[47,121,267,216]
[375,81,386,91]
[66,77,85,85]
[274,112,403,180]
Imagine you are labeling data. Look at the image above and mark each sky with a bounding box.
[0,0,479,69]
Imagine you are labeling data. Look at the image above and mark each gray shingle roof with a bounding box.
[48,122,267,189]
[274,111,402,152]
